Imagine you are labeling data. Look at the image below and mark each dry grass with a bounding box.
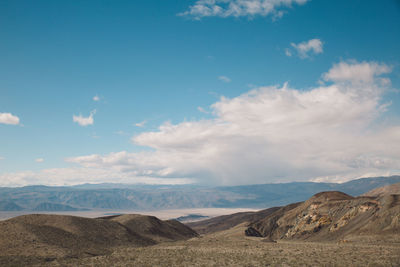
[45,225,400,267]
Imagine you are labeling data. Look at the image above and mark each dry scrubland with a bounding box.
[1,223,400,267]
[36,225,400,267]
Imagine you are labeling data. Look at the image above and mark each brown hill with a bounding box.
[245,191,400,242]
[362,182,400,197]
[187,207,280,234]
[107,214,198,242]
[0,214,197,265]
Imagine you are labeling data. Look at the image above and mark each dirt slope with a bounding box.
[362,182,400,197]
[187,207,280,234]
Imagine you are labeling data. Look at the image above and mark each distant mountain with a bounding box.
[0,175,399,211]
[32,202,84,211]
[175,214,209,223]
[0,200,23,211]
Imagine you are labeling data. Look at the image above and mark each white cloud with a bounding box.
[179,0,309,19]
[65,61,400,185]
[135,120,147,127]
[1,60,399,186]
[322,60,391,85]
[73,110,96,126]
[35,158,44,163]
[93,95,100,101]
[218,76,231,83]
[0,112,20,125]
[289,38,323,58]
[0,157,4,161]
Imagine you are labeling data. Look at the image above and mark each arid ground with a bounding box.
[30,225,400,267]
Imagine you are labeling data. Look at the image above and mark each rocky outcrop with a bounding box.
[246,190,400,241]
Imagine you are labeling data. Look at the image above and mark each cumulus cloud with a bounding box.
[73,110,96,126]
[35,158,44,163]
[61,60,399,185]
[218,76,231,83]
[288,38,323,58]
[0,112,20,125]
[1,60,399,186]
[179,0,309,20]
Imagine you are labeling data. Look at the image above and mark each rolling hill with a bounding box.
[0,213,197,265]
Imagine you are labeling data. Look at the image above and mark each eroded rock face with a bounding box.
[285,212,332,238]
[330,201,378,232]
[245,227,262,237]
[246,191,400,241]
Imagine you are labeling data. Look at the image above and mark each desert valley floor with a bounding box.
[18,225,400,267]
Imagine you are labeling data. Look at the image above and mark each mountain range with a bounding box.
[1,175,400,211]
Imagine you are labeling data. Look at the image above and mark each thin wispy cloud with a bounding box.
[179,0,309,19]
[90,132,100,139]
[218,76,231,83]
[287,38,323,58]
[35,158,44,163]
[0,166,194,187]
[135,120,147,127]
[284,48,292,57]
[73,110,96,126]
[197,106,210,114]
[0,112,20,125]
[93,95,100,102]
[115,130,129,136]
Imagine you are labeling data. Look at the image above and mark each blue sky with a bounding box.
[0,0,400,186]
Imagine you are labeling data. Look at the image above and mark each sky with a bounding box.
[0,0,400,186]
